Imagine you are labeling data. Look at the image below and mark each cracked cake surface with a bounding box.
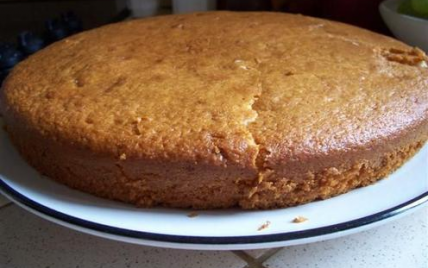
[1,12,427,209]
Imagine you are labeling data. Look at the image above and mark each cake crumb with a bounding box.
[234,59,250,70]
[258,221,271,231]
[187,212,199,218]
[292,216,308,223]
[119,153,127,160]
[172,23,184,29]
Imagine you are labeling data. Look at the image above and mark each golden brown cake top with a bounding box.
[1,12,427,173]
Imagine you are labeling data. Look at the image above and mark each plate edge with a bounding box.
[1,177,427,245]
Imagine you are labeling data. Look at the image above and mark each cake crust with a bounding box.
[1,12,427,209]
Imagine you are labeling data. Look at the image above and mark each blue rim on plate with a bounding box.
[1,178,427,245]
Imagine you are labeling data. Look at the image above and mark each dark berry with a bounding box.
[18,31,45,55]
[45,18,69,42]
[61,11,83,34]
[0,43,24,69]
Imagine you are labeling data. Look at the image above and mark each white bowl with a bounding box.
[380,0,428,52]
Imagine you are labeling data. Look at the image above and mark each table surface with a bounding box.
[0,193,427,268]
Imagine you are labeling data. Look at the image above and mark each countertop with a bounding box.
[0,193,427,268]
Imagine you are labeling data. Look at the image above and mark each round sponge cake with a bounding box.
[1,12,427,209]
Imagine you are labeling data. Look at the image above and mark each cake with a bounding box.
[1,12,427,209]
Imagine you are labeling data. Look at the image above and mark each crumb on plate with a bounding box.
[292,216,308,223]
[258,220,271,231]
[187,212,199,218]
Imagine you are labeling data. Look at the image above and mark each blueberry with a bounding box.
[18,31,45,55]
[0,43,24,69]
[45,18,69,42]
[61,11,83,34]
[0,67,11,86]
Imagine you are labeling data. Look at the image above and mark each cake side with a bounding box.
[3,112,426,209]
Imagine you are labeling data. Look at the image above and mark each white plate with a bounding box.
[0,118,427,250]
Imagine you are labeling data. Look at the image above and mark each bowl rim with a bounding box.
[380,0,428,24]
